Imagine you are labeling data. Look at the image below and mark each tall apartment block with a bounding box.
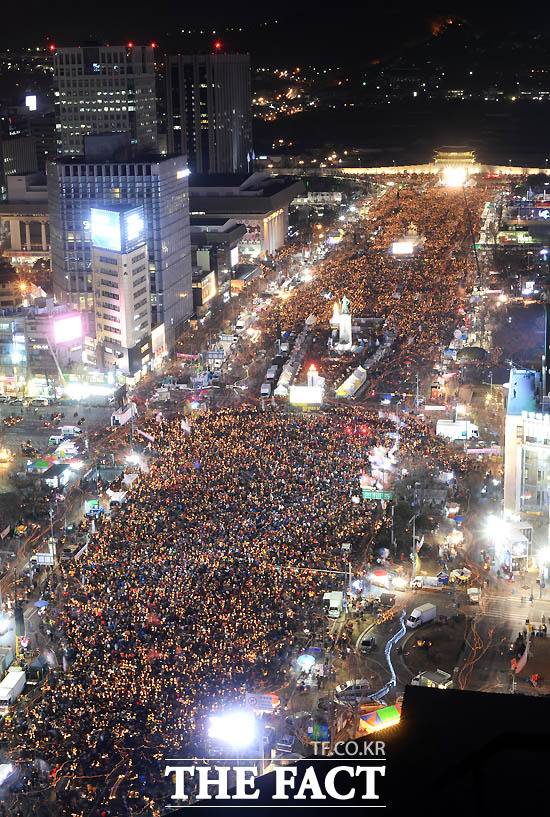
[47,154,193,351]
[166,53,252,174]
[53,45,158,156]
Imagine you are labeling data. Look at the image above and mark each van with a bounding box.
[334,679,371,701]
[265,366,278,382]
[58,425,82,437]
[260,383,272,398]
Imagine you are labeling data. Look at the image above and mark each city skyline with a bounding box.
[0,7,549,817]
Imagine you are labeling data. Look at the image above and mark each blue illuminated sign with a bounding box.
[90,206,146,253]
[90,209,121,252]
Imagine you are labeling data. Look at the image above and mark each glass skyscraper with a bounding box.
[166,53,252,174]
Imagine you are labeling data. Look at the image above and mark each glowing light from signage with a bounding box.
[125,212,144,242]
[176,168,191,179]
[208,711,256,747]
[359,703,402,734]
[289,385,323,406]
[53,314,83,344]
[442,166,467,187]
[90,209,121,252]
[391,240,414,256]
[25,95,37,111]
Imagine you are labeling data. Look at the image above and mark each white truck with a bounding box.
[436,419,479,442]
[411,573,449,590]
[406,602,437,629]
[0,668,26,715]
[411,669,453,689]
[323,590,345,619]
[58,425,82,437]
[111,402,138,427]
[467,587,480,604]
[265,366,279,382]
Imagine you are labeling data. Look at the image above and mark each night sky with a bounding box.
[5,2,550,63]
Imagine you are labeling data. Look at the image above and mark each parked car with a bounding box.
[359,635,377,654]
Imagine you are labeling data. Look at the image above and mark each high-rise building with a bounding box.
[0,135,38,198]
[90,205,152,377]
[504,367,549,516]
[53,45,158,156]
[166,53,252,174]
[47,153,193,351]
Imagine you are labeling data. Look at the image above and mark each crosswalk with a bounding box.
[480,592,550,626]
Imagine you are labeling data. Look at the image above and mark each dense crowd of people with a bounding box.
[261,183,489,391]
[1,178,490,815]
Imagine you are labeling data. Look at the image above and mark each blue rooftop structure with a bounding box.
[506,368,540,416]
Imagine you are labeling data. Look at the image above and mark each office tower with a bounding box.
[47,153,192,352]
[0,135,38,198]
[53,45,158,156]
[166,53,252,174]
[90,205,152,376]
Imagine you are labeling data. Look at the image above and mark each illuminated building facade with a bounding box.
[503,368,550,515]
[48,154,192,351]
[90,205,152,377]
[0,302,85,395]
[53,45,157,156]
[189,172,304,258]
[0,174,49,267]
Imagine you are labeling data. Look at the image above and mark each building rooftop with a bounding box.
[190,217,247,245]
[41,463,70,479]
[190,171,302,198]
[0,202,48,216]
[190,216,242,228]
[506,368,540,416]
[189,172,305,216]
[48,152,183,167]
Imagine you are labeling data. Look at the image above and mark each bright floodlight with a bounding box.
[0,764,13,786]
[296,653,316,672]
[391,240,414,256]
[536,547,550,568]
[442,166,467,187]
[485,514,509,540]
[208,710,257,748]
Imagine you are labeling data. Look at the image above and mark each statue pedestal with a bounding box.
[337,313,352,350]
